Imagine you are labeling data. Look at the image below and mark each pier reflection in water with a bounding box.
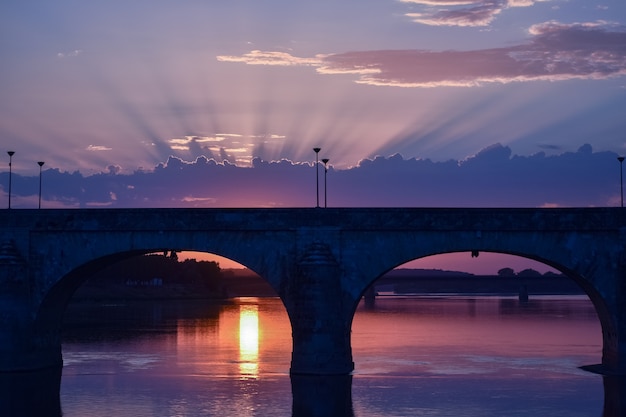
[2,369,625,417]
[0,367,62,417]
[1,296,621,416]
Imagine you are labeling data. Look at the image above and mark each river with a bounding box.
[5,295,619,416]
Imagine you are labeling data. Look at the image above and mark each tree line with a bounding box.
[86,253,223,292]
[497,267,561,278]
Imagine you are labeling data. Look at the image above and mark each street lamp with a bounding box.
[7,151,14,209]
[38,161,45,209]
[313,147,321,208]
[619,156,624,207]
[322,158,329,208]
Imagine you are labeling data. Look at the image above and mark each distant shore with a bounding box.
[71,268,583,302]
[377,269,583,296]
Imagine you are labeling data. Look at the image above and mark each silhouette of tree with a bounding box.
[87,254,222,290]
[497,267,515,277]
[517,268,542,277]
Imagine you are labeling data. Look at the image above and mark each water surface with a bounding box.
[56,296,605,416]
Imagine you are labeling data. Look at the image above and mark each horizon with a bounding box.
[185,250,557,276]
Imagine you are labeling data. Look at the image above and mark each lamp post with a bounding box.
[38,161,45,209]
[7,151,14,209]
[313,147,321,208]
[322,158,329,208]
[619,156,624,207]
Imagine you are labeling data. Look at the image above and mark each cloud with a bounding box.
[164,133,287,166]
[86,145,112,151]
[168,135,228,151]
[405,5,502,27]
[181,196,217,204]
[536,143,563,151]
[400,0,546,27]
[2,145,621,209]
[400,0,481,4]
[217,22,626,88]
[57,49,83,59]
[107,165,121,175]
[216,50,322,66]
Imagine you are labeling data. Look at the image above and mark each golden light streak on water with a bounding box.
[239,304,259,378]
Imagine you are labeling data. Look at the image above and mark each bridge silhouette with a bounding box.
[1,207,625,375]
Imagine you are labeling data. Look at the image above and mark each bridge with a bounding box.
[1,207,625,375]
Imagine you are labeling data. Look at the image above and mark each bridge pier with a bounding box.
[0,242,62,372]
[0,367,62,416]
[605,266,626,375]
[577,261,626,377]
[291,374,353,416]
[286,241,354,375]
[0,274,62,372]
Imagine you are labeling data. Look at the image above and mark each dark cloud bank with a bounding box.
[1,144,622,208]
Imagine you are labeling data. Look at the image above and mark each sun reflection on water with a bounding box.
[239,304,259,378]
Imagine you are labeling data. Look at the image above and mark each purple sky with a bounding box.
[1,0,625,176]
[2,0,625,273]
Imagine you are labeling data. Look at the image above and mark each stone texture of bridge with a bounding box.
[1,208,625,375]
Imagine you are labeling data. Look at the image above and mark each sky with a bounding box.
[2,0,626,273]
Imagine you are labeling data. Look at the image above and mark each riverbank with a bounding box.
[71,268,582,301]
[71,268,278,301]
[378,269,583,296]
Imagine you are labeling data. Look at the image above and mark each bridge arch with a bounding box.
[347,245,615,374]
[34,248,280,340]
[27,233,292,373]
[356,248,605,299]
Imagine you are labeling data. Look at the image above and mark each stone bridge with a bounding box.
[1,208,625,375]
